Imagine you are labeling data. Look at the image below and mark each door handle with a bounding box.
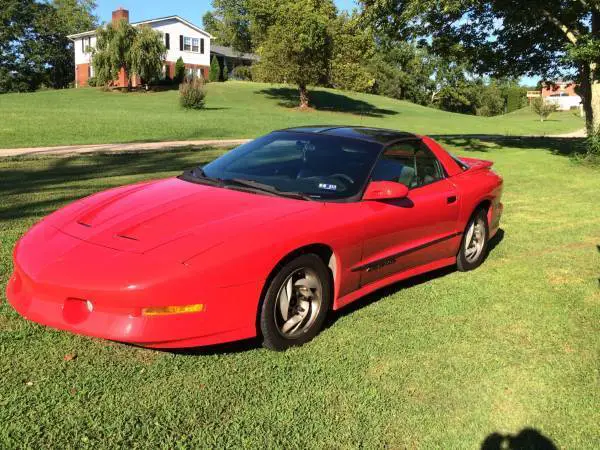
[447,195,457,204]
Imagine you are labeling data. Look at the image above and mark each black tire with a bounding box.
[456,208,489,272]
[260,254,332,351]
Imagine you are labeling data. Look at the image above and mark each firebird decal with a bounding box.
[353,232,462,272]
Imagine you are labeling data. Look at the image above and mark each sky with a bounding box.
[95,0,359,24]
[94,0,537,86]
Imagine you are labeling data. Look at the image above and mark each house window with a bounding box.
[82,37,92,53]
[165,33,170,50]
[197,68,202,78]
[181,36,203,53]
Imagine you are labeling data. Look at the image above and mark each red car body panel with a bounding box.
[5,135,503,348]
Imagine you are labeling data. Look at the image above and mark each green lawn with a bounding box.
[0,141,598,448]
[0,81,585,149]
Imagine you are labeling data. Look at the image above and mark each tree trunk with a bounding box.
[299,84,309,109]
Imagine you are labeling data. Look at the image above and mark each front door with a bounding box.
[358,140,460,286]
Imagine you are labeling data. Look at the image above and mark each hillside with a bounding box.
[0,81,584,149]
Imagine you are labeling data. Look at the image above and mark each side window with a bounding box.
[371,141,419,187]
[414,143,445,187]
[371,141,444,188]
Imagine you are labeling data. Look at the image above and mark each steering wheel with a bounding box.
[329,173,355,185]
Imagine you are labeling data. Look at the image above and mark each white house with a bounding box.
[67,8,212,87]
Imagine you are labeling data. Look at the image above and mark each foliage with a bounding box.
[129,26,167,85]
[87,76,97,87]
[253,0,336,108]
[329,12,376,93]
[531,97,558,122]
[222,59,229,81]
[0,0,97,93]
[174,57,186,84]
[179,78,207,109]
[92,20,165,88]
[231,65,252,81]
[359,0,599,152]
[92,19,137,86]
[202,0,253,53]
[369,42,435,105]
[209,55,221,82]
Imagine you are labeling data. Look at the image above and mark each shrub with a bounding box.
[222,60,229,81]
[209,55,220,82]
[179,78,206,109]
[174,57,185,84]
[87,76,98,87]
[531,97,558,122]
[231,65,253,81]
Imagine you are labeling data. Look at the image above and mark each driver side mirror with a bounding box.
[362,181,409,201]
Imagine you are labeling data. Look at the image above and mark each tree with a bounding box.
[359,0,600,138]
[175,57,185,83]
[0,0,97,92]
[222,59,229,81]
[531,97,558,122]
[254,0,336,108]
[202,0,253,53]
[369,41,436,104]
[92,19,165,88]
[130,26,167,86]
[209,55,221,82]
[329,12,376,93]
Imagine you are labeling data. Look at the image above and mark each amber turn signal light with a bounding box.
[141,304,204,316]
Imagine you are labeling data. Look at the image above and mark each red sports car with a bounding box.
[6,127,503,350]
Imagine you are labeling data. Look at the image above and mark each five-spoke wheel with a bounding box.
[260,254,331,351]
[457,208,489,271]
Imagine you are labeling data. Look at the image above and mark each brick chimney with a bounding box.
[112,7,129,24]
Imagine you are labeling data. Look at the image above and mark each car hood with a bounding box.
[46,177,317,255]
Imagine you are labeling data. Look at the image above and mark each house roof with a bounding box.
[210,45,259,61]
[67,15,213,40]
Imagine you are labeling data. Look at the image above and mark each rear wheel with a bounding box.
[260,254,331,351]
[457,208,489,272]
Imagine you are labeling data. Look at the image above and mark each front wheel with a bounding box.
[457,208,489,272]
[260,254,332,351]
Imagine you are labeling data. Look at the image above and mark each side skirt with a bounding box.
[333,256,456,310]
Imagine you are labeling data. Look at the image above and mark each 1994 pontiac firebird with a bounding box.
[6,127,503,351]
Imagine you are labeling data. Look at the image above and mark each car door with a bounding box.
[358,140,460,287]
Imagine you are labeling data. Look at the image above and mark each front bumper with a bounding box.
[5,227,262,349]
[6,269,258,348]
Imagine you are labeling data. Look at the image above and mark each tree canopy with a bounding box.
[253,0,336,108]
[1,0,97,92]
[92,20,166,87]
[359,0,600,132]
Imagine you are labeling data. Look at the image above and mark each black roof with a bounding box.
[278,126,419,144]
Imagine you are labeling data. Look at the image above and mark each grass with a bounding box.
[0,81,585,149]
[0,140,598,448]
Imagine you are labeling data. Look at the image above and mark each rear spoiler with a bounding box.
[458,157,494,170]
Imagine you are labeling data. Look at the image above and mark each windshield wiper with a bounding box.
[180,168,224,187]
[224,178,314,201]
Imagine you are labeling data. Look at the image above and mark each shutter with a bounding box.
[165,33,170,50]
[179,35,183,51]
[200,39,204,54]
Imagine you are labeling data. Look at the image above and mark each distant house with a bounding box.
[527,80,582,111]
[210,45,259,76]
[67,8,213,87]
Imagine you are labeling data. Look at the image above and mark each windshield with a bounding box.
[197,131,382,200]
